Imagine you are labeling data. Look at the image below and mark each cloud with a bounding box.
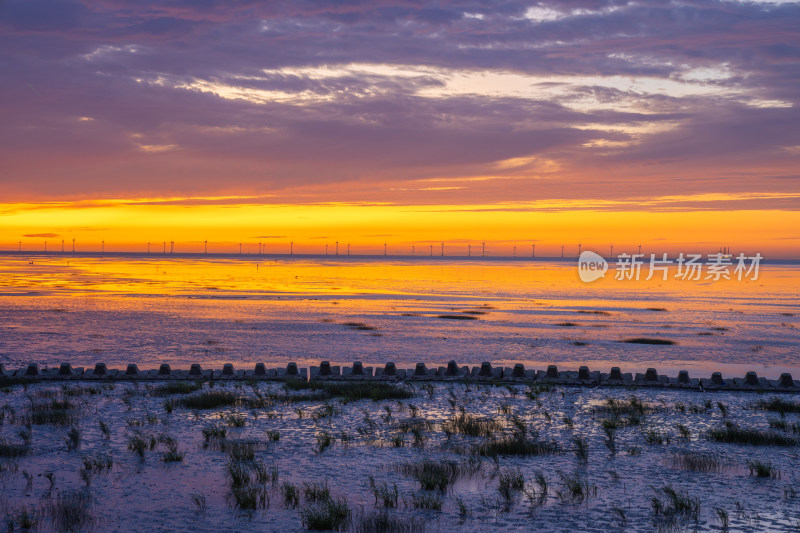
[0,0,798,208]
[22,233,60,238]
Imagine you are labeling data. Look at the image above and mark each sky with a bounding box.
[1,0,799,256]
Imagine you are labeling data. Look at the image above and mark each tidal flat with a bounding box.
[1,379,799,532]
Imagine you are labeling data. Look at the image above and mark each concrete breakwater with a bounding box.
[1,361,799,392]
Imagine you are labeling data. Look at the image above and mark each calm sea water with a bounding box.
[1,254,798,377]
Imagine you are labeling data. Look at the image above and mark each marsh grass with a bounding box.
[283,381,413,403]
[477,433,559,457]
[162,449,185,463]
[281,482,300,508]
[396,459,478,491]
[82,453,113,473]
[202,424,227,442]
[231,484,270,510]
[8,505,38,530]
[369,476,399,508]
[316,431,334,453]
[127,430,152,460]
[178,390,241,409]
[748,460,780,479]
[441,412,501,437]
[669,452,725,473]
[651,485,700,522]
[573,437,589,462]
[707,423,798,446]
[28,398,76,426]
[410,492,443,510]
[226,414,247,427]
[0,437,29,458]
[205,439,260,460]
[151,382,202,396]
[557,472,596,502]
[300,496,351,531]
[498,467,525,502]
[594,397,656,418]
[66,426,81,451]
[352,511,426,533]
[191,493,207,514]
[644,430,671,445]
[303,480,331,502]
[756,397,800,415]
[50,490,93,532]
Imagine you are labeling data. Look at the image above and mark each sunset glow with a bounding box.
[2,0,799,256]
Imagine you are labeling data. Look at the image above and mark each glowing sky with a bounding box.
[1,0,799,255]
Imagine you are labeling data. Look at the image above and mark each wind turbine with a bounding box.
[335,241,339,256]
[481,241,485,257]
[578,243,582,256]
[72,238,76,254]
[204,240,208,254]
[513,245,516,257]
[561,245,564,258]
[610,244,614,257]
[290,241,293,255]
[440,242,444,257]
[532,243,535,258]
[101,240,104,254]
[384,243,387,256]
[170,241,174,254]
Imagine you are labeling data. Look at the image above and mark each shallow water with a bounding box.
[0,254,799,377]
[1,381,799,532]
